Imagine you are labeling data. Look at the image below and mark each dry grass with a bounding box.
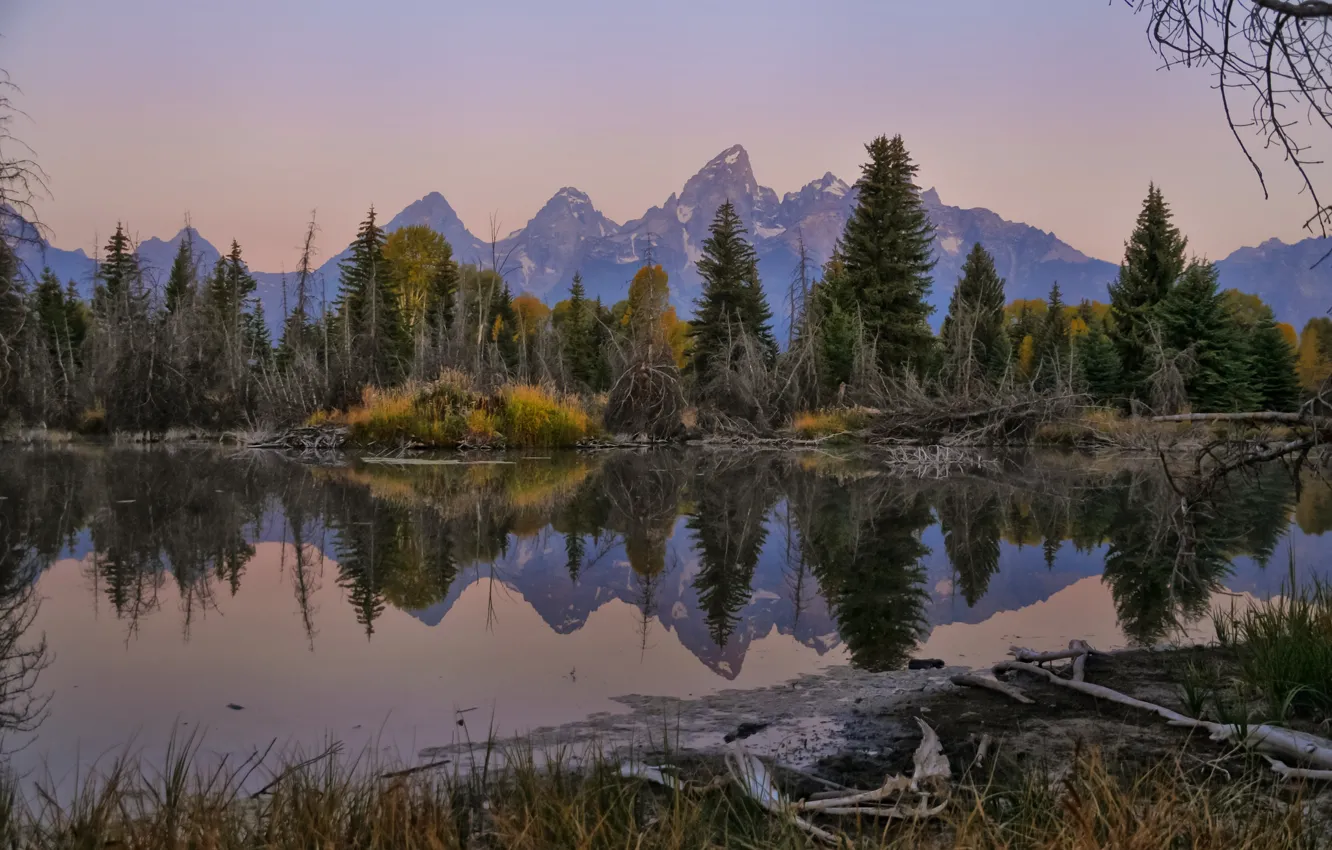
[9,730,1317,850]
[790,407,874,440]
[311,373,596,449]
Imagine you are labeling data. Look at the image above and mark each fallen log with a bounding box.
[1009,645,1094,664]
[995,659,1332,770]
[950,672,1034,705]
[1149,412,1316,425]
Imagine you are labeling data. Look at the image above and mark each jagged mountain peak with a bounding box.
[921,187,942,207]
[551,186,591,204]
[703,144,749,170]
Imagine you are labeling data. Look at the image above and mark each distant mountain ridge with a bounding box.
[17,144,1332,336]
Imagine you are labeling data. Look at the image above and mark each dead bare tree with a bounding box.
[1134,1,1332,252]
[0,69,50,271]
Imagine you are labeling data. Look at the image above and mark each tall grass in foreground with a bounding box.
[0,735,1315,849]
[1214,559,1332,720]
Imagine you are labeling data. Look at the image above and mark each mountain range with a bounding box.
[17,144,1332,338]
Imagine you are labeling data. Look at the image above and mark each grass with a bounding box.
[1213,561,1332,721]
[312,372,597,449]
[790,407,874,440]
[1,730,1317,849]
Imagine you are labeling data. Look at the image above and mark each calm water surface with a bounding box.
[1,446,1330,780]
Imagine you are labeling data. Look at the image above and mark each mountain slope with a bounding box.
[1213,237,1332,327]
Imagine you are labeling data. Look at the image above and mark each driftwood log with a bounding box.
[994,654,1332,773]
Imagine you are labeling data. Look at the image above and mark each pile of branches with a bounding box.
[694,326,782,438]
[869,375,1084,446]
[604,348,685,441]
[249,424,348,453]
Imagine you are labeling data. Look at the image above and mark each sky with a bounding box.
[2,0,1327,271]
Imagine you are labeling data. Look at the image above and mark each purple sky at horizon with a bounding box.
[3,1,1328,271]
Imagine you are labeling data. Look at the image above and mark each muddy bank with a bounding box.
[428,645,1314,793]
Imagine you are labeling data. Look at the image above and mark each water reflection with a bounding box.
[0,446,1330,761]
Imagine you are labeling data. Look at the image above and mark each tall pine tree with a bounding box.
[690,200,777,386]
[828,135,936,374]
[1108,184,1187,401]
[94,223,142,315]
[939,242,1008,391]
[1035,281,1070,388]
[164,229,197,314]
[337,206,410,387]
[560,272,600,388]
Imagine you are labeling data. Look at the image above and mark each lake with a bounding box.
[0,445,1328,782]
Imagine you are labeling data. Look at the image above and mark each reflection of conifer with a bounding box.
[1102,478,1231,645]
[937,489,1002,607]
[564,533,585,583]
[801,480,932,671]
[688,456,778,649]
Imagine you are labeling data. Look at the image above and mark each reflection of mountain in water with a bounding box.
[3,448,1331,678]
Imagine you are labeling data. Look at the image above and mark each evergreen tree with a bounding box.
[1035,281,1070,388]
[1076,324,1122,402]
[814,257,858,392]
[164,230,196,314]
[939,242,1008,390]
[1249,312,1301,411]
[208,241,257,329]
[560,272,600,388]
[1155,261,1257,412]
[337,206,411,387]
[94,223,142,314]
[1108,184,1188,400]
[245,300,272,362]
[828,135,935,374]
[690,200,777,385]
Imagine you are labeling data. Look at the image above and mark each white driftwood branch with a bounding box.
[950,672,1034,704]
[1070,640,1091,682]
[995,659,1332,770]
[1265,756,1332,782]
[1009,645,1093,663]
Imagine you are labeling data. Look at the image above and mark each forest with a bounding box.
[0,134,1322,444]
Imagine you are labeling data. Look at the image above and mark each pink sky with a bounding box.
[3,0,1327,270]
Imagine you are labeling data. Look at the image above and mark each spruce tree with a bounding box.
[561,272,598,387]
[164,230,196,314]
[1108,184,1188,400]
[1035,281,1070,388]
[94,223,141,314]
[690,200,777,385]
[32,268,72,360]
[1155,261,1256,412]
[208,240,258,330]
[1076,325,1122,402]
[337,206,410,387]
[939,242,1008,390]
[1249,313,1301,411]
[831,135,936,374]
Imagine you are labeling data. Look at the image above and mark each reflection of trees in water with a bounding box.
[792,471,932,672]
[937,489,1003,606]
[0,446,1325,673]
[552,467,615,584]
[1099,465,1297,646]
[687,454,779,649]
[601,453,688,647]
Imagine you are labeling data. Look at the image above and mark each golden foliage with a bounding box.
[512,292,550,340]
[1017,334,1036,377]
[383,224,450,330]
